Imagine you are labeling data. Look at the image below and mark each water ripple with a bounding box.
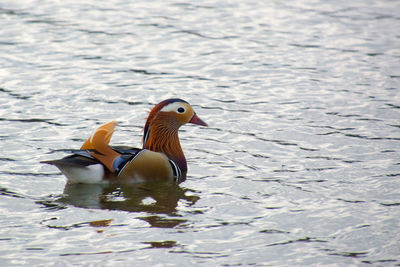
[0,0,399,266]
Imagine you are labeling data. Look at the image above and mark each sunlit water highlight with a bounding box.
[0,0,399,266]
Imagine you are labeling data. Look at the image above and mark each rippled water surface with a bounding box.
[1,0,400,265]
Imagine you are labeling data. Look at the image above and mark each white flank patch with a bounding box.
[60,164,105,184]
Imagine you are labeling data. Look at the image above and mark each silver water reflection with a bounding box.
[0,0,400,266]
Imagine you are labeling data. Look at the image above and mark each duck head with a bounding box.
[143,98,207,174]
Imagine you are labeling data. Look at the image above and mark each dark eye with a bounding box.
[177,107,185,113]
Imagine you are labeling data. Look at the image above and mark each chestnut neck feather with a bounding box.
[143,113,187,173]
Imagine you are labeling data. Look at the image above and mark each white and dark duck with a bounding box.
[42,98,208,184]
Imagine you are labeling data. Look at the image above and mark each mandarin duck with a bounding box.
[42,98,207,184]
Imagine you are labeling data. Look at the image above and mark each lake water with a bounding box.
[1,0,399,265]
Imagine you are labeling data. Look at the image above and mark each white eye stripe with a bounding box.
[160,102,187,113]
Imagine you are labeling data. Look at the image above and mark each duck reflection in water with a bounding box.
[41,99,207,228]
[57,182,200,228]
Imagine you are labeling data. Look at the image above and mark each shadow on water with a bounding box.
[40,182,200,228]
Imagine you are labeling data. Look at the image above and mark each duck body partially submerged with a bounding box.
[42,98,207,184]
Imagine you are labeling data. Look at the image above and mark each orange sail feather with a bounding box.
[81,121,120,172]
